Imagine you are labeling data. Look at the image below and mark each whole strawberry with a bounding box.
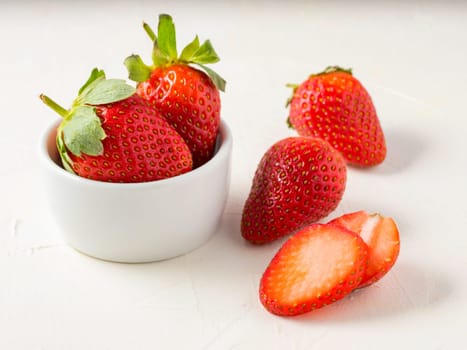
[124,14,225,168]
[241,137,347,244]
[287,66,386,166]
[40,68,192,183]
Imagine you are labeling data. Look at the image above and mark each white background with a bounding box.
[1,0,466,349]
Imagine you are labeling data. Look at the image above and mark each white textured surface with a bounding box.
[1,1,467,349]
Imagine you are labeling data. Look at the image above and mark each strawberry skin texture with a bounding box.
[136,64,221,168]
[67,95,193,182]
[241,137,347,244]
[329,211,400,287]
[260,224,369,316]
[288,70,386,166]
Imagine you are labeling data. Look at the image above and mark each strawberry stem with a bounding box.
[142,21,156,42]
[40,94,68,118]
[286,83,299,89]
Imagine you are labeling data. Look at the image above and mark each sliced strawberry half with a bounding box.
[259,224,369,316]
[329,211,400,288]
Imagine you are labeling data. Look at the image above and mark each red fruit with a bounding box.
[136,64,221,167]
[260,224,369,316]
[40,68,192,183]
[125,14,225,168]
[241,137,347,244]
[329,211,400,287]
[287,66,386,166]
[69,96,192,182]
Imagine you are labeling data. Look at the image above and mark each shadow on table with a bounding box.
[288,261,453,323]
[350,127,429,175]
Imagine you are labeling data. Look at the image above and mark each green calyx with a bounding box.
[285,83,299,108]
[124,14,226,92]
[311,65,353,77]
[40,68,136,172]
[285,84,299,129]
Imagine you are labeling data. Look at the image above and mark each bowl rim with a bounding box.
[40,118,232,189]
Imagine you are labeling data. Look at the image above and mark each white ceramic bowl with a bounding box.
[40,120,232,263]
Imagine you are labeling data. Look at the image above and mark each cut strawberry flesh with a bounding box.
[329,211,400,287]
[260,224,368,316]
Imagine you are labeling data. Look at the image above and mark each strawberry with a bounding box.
[124,14,225,168]
[260,224,369,316]
[241,137,347,244]
[287,66,386,167]
[329,211,400,287]
[40,68,192,183]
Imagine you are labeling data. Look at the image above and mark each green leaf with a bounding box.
[124,54,153,82]
[285,83,299,107]
[312,66,353,77]
[152,40,170,67]
[56,125,76,173]
[195,64,226,92]
[179,35,200,62]
[80,79,135,105]
[62,106,106,156]
[190,40,220,64]
[157,14,177,60]
[78,68,106,95]
[142,22,170,67]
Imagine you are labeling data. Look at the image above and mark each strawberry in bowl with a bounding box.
[40,68,192,183]
[124,14,225,168]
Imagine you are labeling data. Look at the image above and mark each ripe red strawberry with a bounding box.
[241,137,347,244]
[287,66,386,166]
[124,14,225,168]
[329,211,400,287]
[40,68,192,183]
[260,224,369,316]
